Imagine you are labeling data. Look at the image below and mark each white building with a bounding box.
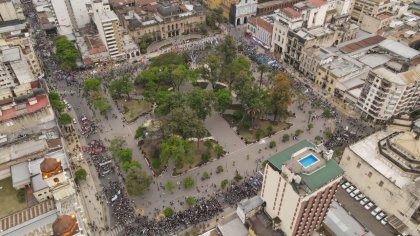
[69,0,91,29]
[232,0,258,26]
[92,0,124,59]
[0,46,36,89]
[49,0,74,36]
[0,0,25,22]
[246,14,275,49]
[340,130,420,236]
[261,140,343,236]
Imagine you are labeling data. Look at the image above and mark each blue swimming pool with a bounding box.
[299,154,319,168]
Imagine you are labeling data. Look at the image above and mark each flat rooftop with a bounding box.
[268,140,343,192]
[349,131,413,188]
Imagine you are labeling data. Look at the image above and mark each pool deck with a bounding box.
[286,150,325,175]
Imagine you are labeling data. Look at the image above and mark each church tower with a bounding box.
[40,158,75,200]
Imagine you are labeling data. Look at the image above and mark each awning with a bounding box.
[387,215,407,233]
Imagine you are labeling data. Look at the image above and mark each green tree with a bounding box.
[93,98,111,114]
[109,136,126,154]
[48,92,60,101]
[234,171,243,182]
[171,64,195,91]
[214,145,224,157]
[270,73,292,121]
[59,113,72,125]
[201,151,211,162]
[257,63,268,88]
[186,88,214,119]
[216,165,224,174]
[135,126,146,140]
[163,107,207,140]
[122,160,141,172]
[323,109,333,118]
[315,135,322,142]
[54,36,79,70]
[83,78,101,93]
[125,167,153,196]
[201,51,222,89]
[155,91,184,115]
[50,100,65,112]
[109,76,133,98]
[269,140,276,149]
[295,129,303,136]
[282,134,290,142]
[324,128,334,139]
[164,180,176,193]
[163,207,174,217]
[201,171,210,180]
[74,168,87,182]
[159,135,193,166]
[237,79,268,126]
[255,128,266,140]
[214,89,232,113]
[183,176,195,189]
[185,196,196,206]
[150,52,186,67]
[307,123,314,131]
[205,8,224,29]
[221,179,229,189]
[218,35,237,65]
[225,55,251,88]
[116,148,132,163]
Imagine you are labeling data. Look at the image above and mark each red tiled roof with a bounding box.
[256,18,273,33]
[339,35,386,54]
[0,94,49,122]
[281,7,302,18]
[307,0,325,8]
[30,80,40,89]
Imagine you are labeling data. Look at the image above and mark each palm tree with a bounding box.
[258,63,268,89]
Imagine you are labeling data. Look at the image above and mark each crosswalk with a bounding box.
[0,199,56,232]
[107,224,125,236]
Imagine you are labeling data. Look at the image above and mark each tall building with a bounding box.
[260,140,343,236]
[48,0,75,36]
[350,0,391,24]
[339,128,420,236]
[92,0,124,59]
[0,0,25,22]
[68,0,91,29]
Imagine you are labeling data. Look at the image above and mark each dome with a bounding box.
[52,215,77,236]
[40,158,61,174]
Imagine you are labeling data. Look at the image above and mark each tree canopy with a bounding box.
[150,52,187,67]
[159,135,193,166]
[109,76,133,98]
[214,89,232,113]
[186,88,214,119]
[125,167,153,196]
[74,168,87,182]
[54,36,79,70]
[83,78,101,93]
[59,113,72,125]
[163,107,207,139]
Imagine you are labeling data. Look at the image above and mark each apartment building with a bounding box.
[0,46,36,89]
[121,2,206,42]
[350,0,391,24]
[261,140,343,236]
[93,0,124,59]
[340,129,420,236]
[0,0,25,22]
[48,0,74,36]
[246,14,275,49]
[299,46,334,81]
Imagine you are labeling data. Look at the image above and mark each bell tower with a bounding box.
[40,158,66,188]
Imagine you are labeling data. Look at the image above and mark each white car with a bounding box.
[376,212,386,220]
[360,198,369,206]
[346,186,355,193]
[63,99,68,105]
[355,193,365,201]
[381,217,388,225]
[341,182,351,189]
[72,118,77,124]
[350,189,360,197]
[371,207,382,216]
[364,202,374,210]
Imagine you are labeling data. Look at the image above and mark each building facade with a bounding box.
[261,140,343,236]
[246,14,275,49]
[230,0,258,26]
[48,0,74,36]
[350,0,391,24]
[0,46,36,89]
[340,130,420,236]
[256,0,302,16]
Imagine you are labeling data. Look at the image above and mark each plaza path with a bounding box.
[204,112,246,153]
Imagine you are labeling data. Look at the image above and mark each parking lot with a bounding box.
[336,184,396,236]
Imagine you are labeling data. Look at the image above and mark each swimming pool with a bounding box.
[298,154,319,168]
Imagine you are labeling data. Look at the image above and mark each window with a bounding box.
[357,162,361,168]
[368,172,372,177]
[378,181,384,187]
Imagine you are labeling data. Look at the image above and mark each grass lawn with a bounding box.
[223,114,292,144]
[0,178,27,218]
[140,138,222,176]
[118,99,153,123]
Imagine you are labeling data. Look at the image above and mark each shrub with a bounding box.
[255,128,266,140]
[74,168,87,182]
[204,140,213,149]
[16,189,25,203]
[183,176,195,189]
[216,165,224,174]
[214,145,224,157]
[234,171,243,182]
[163,207,174,217]
[201,151,211,163]
[151,159,161,169]
[221,179,229,189]
[266,125,274,135]
[201,171,210,181]
[269,140,276,149]
[282,134,290,142]
[185,196,196,206]
[295,129,303,136]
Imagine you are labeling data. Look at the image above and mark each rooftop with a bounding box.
[237,196,264,214]
[268,140,343,193]
[217,217,249,236]
[0,94,49,122]
[0,139,48,165]
[379,39,420,60]
[349,131,414,188]
[280,7,302,18]
[339,35,386,54]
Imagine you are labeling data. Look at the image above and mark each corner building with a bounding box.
[260,140,343,236]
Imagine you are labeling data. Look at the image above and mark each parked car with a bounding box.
[341,182,351,189]
[73,118,77,124]
[371,207,382,216]
[381,217,388,225]
[355,193,365,201]
[346,186,355,193]
[350,189,360,197]
[364,202,374,210]
[376,212,386,220]
[360,198,369,206]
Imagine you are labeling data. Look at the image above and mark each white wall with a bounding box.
[50,0,74,35]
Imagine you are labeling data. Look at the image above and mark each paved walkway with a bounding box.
[204,112,246,153]
[147,34,204,53]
